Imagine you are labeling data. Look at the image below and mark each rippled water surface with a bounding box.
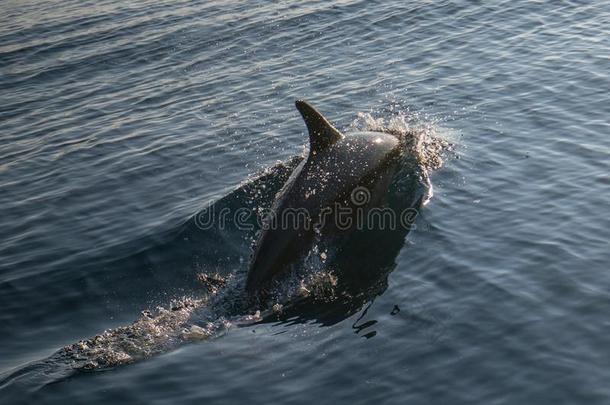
[1,1,609,403]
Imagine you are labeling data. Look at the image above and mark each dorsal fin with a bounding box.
[295,100,343,153]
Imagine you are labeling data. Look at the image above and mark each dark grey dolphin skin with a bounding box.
[245,100,404,294]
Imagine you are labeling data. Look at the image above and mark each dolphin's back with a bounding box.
[285,132,400,210]
[245,102,402,294]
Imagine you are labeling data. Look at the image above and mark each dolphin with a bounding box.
[245,100,411,295]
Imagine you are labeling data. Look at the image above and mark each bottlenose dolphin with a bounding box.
[245,100,411,295]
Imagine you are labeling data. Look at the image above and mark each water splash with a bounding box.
[350,110,453,173]
[55,265,341,371]
[59,297,212,370]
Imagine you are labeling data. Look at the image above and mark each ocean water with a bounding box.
[1,0,609,403]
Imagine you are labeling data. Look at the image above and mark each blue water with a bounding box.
[1,0,609,403]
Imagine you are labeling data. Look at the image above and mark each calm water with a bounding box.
[1,0,609,403]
